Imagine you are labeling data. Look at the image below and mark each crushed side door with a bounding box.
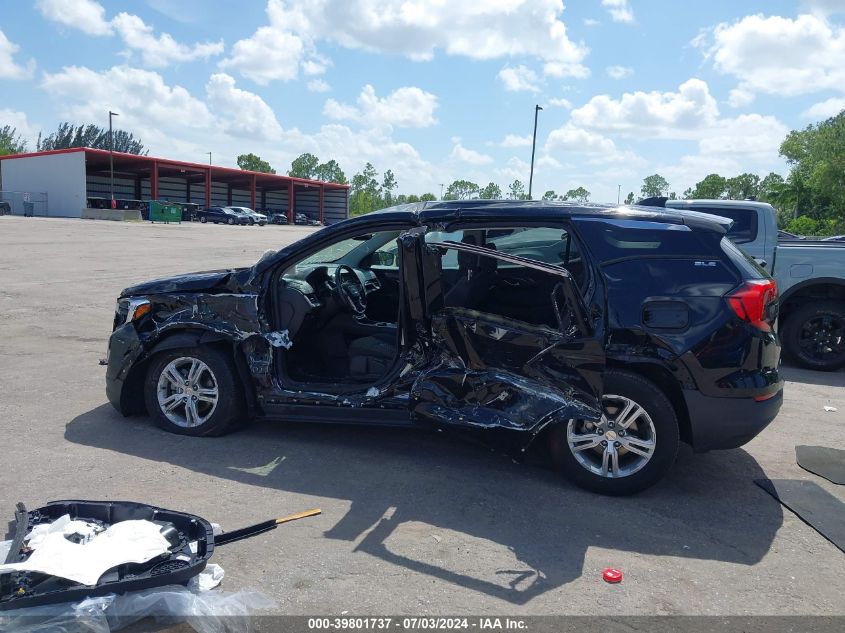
[405,237,605,445]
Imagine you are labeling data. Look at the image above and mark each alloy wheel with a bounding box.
[156,357,219,428]
[566,394,657,478]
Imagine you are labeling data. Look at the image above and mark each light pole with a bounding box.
[439,183,444,200]
[528,104,542,200]
[108,111,118,204]
[207,152,212,165]
[618,184,621,205]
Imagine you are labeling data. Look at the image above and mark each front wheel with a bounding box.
[550,370,679,495]
[144,347,243,436]
[199,216,207,223]
[227,218,235,225]
[781,300,845,371]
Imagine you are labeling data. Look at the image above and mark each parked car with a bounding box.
[196,206,248,225]
[228,206,268,226]
[268,213,289,225]
[179,203,200,222]
[295,212,321,226]
[823,235,845,242]
[0,201,10,215]
[646,198,845,371]
[106,201,783,495]
[778,230,805,241]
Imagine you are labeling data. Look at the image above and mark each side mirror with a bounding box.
[373,250,396,267]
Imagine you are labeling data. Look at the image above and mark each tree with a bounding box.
[288,153,320,179]
[237,153,275,173]
[624,191,635,205]
[381,169,397,206]
[419,193,437,201]
[640,174,670,198]
[686,173,727,199]
[0,125,27,155]
[37,122,146,154]
[314,159,347,185]
[349,162,381,216]
[507,179,526,200]
[564,186,590,203]
[479,182,503,199]
[406,194,421,203]
[445,180,480,200]
[542,190,563,201]
[725,173,761,200]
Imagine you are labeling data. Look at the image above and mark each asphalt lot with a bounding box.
[0,216,843,616]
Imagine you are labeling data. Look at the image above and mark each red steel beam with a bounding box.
[319,186,325,225]
[151,161,159,200]
[204,169,211,208]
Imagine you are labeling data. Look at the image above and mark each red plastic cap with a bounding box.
[602,568,623,583]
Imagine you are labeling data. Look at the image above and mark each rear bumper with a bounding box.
[683,387,783,451]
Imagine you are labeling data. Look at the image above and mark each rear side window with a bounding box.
[694,207,757,243]
[574,218,722,263]
[721,237,769,279]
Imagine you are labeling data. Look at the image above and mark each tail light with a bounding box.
[726,279,778,330]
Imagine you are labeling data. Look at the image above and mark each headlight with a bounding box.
[114,297,151,327]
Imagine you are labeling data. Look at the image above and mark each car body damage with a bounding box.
[106,200,782,495]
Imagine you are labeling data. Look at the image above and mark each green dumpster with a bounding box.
[148,201,182,224]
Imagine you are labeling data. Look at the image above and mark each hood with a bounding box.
[119,268,247,297]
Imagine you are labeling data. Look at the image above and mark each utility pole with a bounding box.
[109,111,119,205]
[528,104,542,200]
[618,184,621,205]
[207,152,212,165]
[439,183,444,200]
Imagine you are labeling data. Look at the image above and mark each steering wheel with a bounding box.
[334,265,368,315]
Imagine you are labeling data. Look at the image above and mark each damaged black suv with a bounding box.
[106,201,783,495]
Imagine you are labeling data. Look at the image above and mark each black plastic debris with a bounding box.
[796,445,845,485]
[755,479,845,554]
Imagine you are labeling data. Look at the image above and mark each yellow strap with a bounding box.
[275,508,321,525]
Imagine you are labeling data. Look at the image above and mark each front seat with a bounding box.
[348,332,396,380]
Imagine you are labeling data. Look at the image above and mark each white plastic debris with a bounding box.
[824,406,838,412]
[0,518,170,586]
[265,330,293,349]
[0,539,10,562]
[189,563,225,592]
[366,386,380,397]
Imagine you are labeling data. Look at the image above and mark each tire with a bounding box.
[549,369,680,495]
[227,218,234,225]
[143,347,244,436]
[781,300,845,371]
[249,218,255,225]
[200,216,207,223]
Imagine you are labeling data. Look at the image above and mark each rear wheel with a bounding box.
[199,216,207,223]
[550,370,679,495]
[227,217,235,225]
[144,347,243,436]
[781,300,845,371]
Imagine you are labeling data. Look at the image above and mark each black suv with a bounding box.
[196,206,248,225]
[105,201,782,495]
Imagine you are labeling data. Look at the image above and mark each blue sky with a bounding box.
[2,0,844,201]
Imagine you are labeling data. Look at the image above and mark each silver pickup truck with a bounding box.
[661,199,845,371]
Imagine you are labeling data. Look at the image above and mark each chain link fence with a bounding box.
[0,191,49,216]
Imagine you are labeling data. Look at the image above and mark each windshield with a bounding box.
[296,231,403,267]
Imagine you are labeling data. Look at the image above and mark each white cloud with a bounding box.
[42,65,214,132]
[36,0,111,36]
[500,134,532,148]
[36,0,222,68]
[0,29,34,80]
[727,87,754,108]
[606,65,633,79]
[450,142,493,165]
[0,109,39,148]
[206,73,283,140]
[544,123,641,164]
[801,0,845,16]
[496,156,530,183]
[570,78,720,138]
[498,65,540,92]
[584,18,601,27]
[802,96,845,119]
[111,13,223,67]
[222,0,589,83]
[543,61,591,79]
[601,0,634,23]
[706,13,845,97]
[307,79,331,93]
[323,84,438,129]
[548,97,573,109]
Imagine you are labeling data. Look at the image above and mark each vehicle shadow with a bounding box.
[65,406,782,605]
